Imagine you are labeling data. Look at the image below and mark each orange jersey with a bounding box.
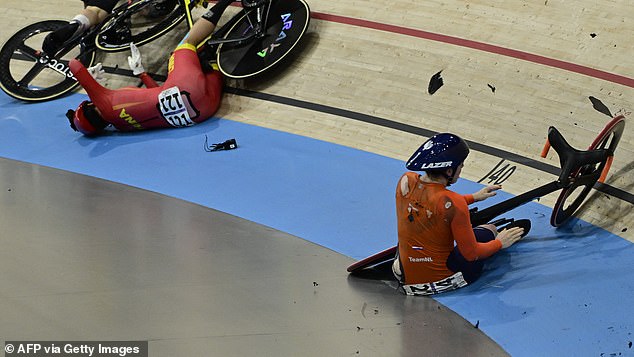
[396,172,502,284]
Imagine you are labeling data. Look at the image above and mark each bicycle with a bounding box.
[0,0,310,102]
[347,115,626,273]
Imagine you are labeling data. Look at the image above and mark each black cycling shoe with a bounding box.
[498,219,532,238]
[42,21,81,56]
[145,0,178,18]
[241,0,268,9]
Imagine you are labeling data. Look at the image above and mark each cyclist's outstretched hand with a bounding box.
[87,63,106,84]
[473,184,502,202]
[496,226,524,249]
[128,43,145,75]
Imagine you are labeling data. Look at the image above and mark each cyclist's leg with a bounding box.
[445,226,496,283]
[182,0,234,46]
[43,0,118,55]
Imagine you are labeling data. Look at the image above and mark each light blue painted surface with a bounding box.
[1,91,632,356]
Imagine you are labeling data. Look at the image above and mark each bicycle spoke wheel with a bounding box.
[550,116,626,227]
[217,0,310,79]
[0,20,95,102]
[96,0,186,52]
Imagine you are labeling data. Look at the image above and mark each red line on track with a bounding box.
[312,12,634,88]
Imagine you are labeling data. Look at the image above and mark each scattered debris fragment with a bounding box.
[313,281,318,287]
[622,228,628,233]
[428,70,444,95]
[590,33,597,38]
[487,83,496,93]
[589,96,613,117]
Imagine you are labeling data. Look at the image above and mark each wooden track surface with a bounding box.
[1,0,632,241]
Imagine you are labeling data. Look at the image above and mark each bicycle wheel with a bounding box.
[0,21,95,102]
[550,116,626,226]
[96,0,186,52]
[216,0,311,79]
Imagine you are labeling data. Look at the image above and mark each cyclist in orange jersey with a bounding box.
[393,133,529,296]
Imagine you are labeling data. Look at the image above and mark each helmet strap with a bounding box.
[443,168,455,187]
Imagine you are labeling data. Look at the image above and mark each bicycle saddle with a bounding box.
[241,0,267,9]
[546,126,609,182]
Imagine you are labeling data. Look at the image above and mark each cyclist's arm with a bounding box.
[182,17,216,47]
[181,0,233,46]
[449,194,502,261]
[69,59,104,95]
[138,73,159,88]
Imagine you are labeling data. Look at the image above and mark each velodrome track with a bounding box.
[1,0,633,355]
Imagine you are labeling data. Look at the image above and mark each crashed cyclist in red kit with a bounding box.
[65,0,234,135]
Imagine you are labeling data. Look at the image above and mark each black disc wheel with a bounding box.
[550,116,626,226]
[0,20,95,102]
[217,0,310,79]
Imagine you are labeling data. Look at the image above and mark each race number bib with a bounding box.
[158,86,194,127]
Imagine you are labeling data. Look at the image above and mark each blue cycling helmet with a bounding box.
[406,133,470,181]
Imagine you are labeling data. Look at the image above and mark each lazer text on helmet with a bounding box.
[419,161,453,169]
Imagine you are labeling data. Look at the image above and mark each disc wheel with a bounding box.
[550,116,626,226]
[0,20,95,102]
[217,0,310,79]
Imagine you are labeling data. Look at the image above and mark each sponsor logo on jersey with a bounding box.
[119,108,142,129]
[408,256,433,263]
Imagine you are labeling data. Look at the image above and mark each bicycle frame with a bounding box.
[42,0,240,80]
[470,116,625,226]
[26,0,202,80]
[470,181,562,226]
[94,0,205,52]
[94,0,271,53]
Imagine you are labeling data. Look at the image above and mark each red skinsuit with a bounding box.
[69,43,222,131]
[396,172,502,284]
